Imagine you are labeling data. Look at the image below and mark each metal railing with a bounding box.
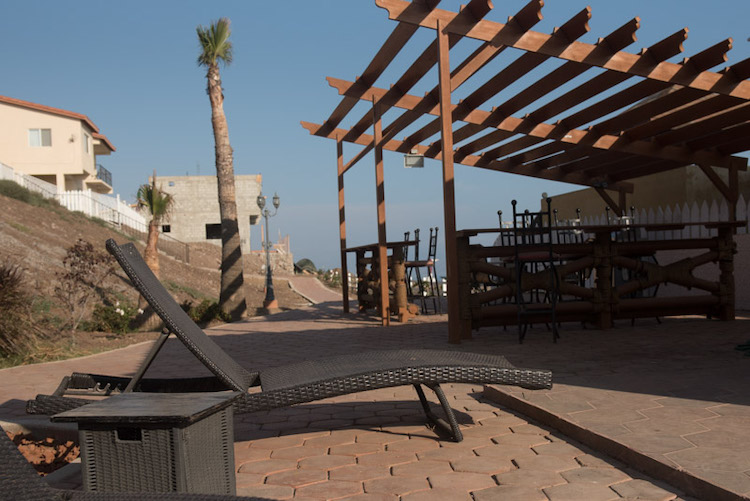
[96,163,112,186]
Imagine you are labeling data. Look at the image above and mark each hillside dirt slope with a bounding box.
[0,194,310,360]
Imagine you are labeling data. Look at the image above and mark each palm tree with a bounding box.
[136,172,174,278]
[197,18,247,320]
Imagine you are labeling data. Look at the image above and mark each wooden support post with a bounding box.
[337,140,350,313]
[356,250,368,311]
[437,19,460,343]
[729,166,739,225]
[593,230,613,329]
[391,246,415,322]
[373,99,390,325]
[717,225,736,321]
[455,234,473,342]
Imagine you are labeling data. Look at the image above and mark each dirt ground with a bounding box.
[7,431,80,475]
[0,194,310,365]
[0,194,309,313]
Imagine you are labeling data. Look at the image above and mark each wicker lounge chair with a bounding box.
[0,426,264,501]
[28,239,552,442]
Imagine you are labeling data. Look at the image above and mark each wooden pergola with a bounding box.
[302,0,750,341]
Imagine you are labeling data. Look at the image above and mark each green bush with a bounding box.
[85,301,140,335]
[182,299,230,326]
[0,180,59,208]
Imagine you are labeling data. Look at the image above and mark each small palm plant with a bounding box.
[136,173,174,278]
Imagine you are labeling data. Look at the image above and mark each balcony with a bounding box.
[85,163,113,194]
[96,164,112,186]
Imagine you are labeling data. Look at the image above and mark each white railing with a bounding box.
[0,162,190,262]
[579,197,746,240]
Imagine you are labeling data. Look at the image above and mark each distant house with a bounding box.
[155,175,262,254]
[0,95,116,194]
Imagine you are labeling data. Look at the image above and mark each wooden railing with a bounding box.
[453,221,742,342]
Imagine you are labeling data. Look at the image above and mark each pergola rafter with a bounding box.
[302,0,750,338]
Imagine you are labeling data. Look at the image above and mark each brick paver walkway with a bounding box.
[2,303,749,500]
[286,276,343,304]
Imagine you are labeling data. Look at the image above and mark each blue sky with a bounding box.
[2,1,748,272]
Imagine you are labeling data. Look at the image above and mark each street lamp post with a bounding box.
[257,192,280,310]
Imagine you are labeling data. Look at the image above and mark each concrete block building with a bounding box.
[155,174,262,254]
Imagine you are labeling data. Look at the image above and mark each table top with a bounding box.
[51,391,241,426]
[344,240,417,253]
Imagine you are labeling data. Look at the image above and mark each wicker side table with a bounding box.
[52,391,241,494]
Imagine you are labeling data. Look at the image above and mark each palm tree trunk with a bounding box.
[144,220,160,277]
[207,64,247,320]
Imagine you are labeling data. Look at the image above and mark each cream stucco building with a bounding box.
[0,95,115,193]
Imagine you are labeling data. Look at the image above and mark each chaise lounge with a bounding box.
[28,239,552,442]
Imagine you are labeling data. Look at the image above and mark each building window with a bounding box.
[29,128,52,147]
[205,223,222,240]
[249,215,259,225]
[162,225,171,233]
[83,132,90,153]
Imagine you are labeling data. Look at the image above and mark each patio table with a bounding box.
[344,240,418,323]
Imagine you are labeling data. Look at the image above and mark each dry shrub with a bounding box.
[0,261,36,357]
[54,239,115,331]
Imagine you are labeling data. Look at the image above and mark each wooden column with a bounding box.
[373,100,390,325]
[729,166,739,225]
[437,20,460,343]
[337,140,350,313]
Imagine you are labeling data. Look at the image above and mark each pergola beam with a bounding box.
[402,7,593,152]
[301,121,635,192]
[655,102,750,146]
[376,0,543,146]
[326,78,747,170]
[317,2,441,137]
[342,0,495,144]
[450,25,686,158]
[375,0,750,99]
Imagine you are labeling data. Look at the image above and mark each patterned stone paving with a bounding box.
[1,302,748,499]
[226,384,690,500]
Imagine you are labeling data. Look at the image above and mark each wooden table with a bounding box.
[343,240,419,323]
[453,221,744,342]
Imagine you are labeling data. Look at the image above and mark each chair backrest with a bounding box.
[403,231,410,261]
[512,199,553,246]
[106,239,257,392]
[412,228,421,260]
[0,429,60,501]
[427,227,439,262]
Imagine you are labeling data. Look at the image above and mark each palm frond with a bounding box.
[197,18,233,67]
[136,184,175,224]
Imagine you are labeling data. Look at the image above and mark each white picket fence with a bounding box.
[1,163,196,262]
[573,198,748,240]
[0,162,147,231]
